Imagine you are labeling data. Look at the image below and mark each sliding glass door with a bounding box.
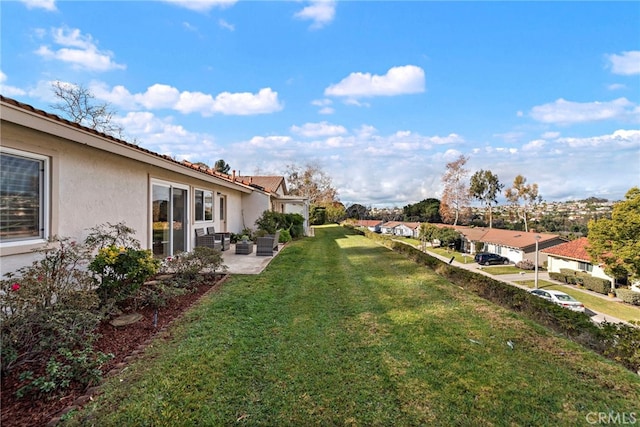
[152,182,188,257]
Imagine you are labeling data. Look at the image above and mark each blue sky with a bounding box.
[2,0,639,207]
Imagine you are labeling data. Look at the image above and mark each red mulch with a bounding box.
[1,275,226,427]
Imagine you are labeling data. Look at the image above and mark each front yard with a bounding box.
[66,225,640,425]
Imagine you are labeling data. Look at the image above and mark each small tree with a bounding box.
[469,169,504,228]
[214,159,231,174]
[440,155,470,225]
[504,175,540,232]
[587,187,640,285]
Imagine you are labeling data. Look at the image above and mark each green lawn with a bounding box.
[517,280,640,323]
[67,225,640,426]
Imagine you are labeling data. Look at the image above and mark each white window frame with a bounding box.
[0,147,50,247]
[194,188,214,222]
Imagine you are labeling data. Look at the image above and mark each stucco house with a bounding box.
[353,219,383,233]
[441,225,565,265]
[0,96,308,276]
[237,175,310,232]
[542,237,614,286]
[393,222,421,238]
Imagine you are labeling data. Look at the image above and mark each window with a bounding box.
[578,261,593,272]
[0,149,49,243]
[194,189,213,222]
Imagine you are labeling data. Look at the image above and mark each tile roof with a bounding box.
[355,220,383,227]
[237,176,286,194]
[541,237,592,262]
[1,95,254,190]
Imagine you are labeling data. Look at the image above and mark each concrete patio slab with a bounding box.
[221,243,284,275]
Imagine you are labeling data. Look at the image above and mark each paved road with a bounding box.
[424,249,632,326]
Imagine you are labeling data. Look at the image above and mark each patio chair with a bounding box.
[195,228,222,251]
[256,230,280,256]
[207,226,231,251]
[256,236,275,256]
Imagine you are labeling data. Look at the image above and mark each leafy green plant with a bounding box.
[160,246,227,286]
[89,245,160,307]
[1,237,101,374]
[16,348,113,399]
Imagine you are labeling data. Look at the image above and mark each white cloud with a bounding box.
[20,0,56,11]
[35,27,125,72]
[163,0,237,12]
[607,83,626,91]
[325,65,425,98]
[0,71,27,97]
[294,0,336,30]
[530,98,639,124]
[290,121,347,138]
[218,19,235,31]
[522,139,546,151]
[87,82,282,116]
[210,88,284,115]
[247,135,292,148]
[606,51,640,76]
[555,129,640,148]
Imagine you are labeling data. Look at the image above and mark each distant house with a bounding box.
[436,225,565,265]
[237,175,310,234]
[353,219,383,233]
[380,221,403,235]
[542,237,614,286]
[393,222,421,238]
[0,96,308,276]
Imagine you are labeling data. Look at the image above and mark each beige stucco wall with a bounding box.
[1,119,253,276]
[241,191,271,233]
[546,256,613,284]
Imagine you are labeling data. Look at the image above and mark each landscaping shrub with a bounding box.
[255,211,305,238]
[581,276,612,295]
[0,237,109,398]
[279,228,292,243]
[160,246,227,287]
[516,259,535,270]
[549,272,566,282]
[89,245,160,307]
[616,288,640,306]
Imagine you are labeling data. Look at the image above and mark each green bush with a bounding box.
[89,245,160,307]
[581,276,612,295]
[160,246,227,286]
[255,211,305,238]
[0,237,102,375]
[615,288,640,306]
[279,229,292,243]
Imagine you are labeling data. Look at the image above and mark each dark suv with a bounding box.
[474,252,510,266]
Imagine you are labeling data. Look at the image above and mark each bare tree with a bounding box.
[469,169,504,228]
[439,154,470,225]
[50,81,125,139]
[285,161,338,204]
[504,174,541,232]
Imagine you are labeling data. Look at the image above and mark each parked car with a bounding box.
[529,289,586,313]
[474,252,510,266]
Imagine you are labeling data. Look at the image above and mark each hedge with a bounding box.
[353,227,640,375]
[616,288,640,306]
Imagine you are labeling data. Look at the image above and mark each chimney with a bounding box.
[232,170,236,181]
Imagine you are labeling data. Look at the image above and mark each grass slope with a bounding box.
[68,225,640,426]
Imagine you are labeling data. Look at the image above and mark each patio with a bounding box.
[221,243,284,274]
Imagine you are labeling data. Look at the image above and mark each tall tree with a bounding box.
[50,81,125,139]
[285,162,338,204]
[439,155,470,226]
[504,174,540,232]
[469,169,504,228]
[214,159,231,174]
[587,187,640,284]
[403,198,441,222]
[345,203,368,219]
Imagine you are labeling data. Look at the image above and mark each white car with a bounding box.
[529,289,586,313]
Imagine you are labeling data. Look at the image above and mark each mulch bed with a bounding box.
[1,274,226,427]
